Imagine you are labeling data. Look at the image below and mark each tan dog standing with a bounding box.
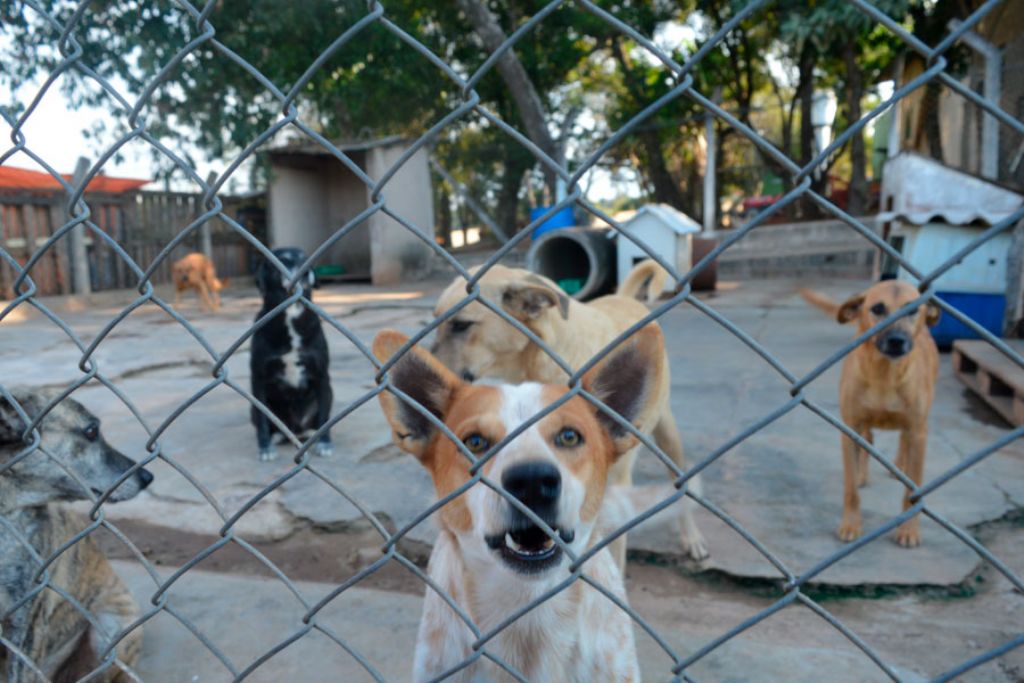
[802,282,940,547]
[374,326,666,681]
[172,252,225,312]
[430,261,707,564]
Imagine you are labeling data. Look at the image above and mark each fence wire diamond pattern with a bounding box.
[1,0,1023,681]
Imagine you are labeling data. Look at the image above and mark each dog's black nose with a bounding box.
[138,468,154,489]
[880,333,912,357]
[502,461,561,511]
[460,369,476,382]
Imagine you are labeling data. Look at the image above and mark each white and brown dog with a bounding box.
[374,326,668,681]
[430,261,707,564]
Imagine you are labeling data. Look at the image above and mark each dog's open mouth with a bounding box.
[486,523,575,574]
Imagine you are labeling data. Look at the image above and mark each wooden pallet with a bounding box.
[952,339,1024,427]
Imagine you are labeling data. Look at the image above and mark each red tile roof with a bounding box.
[0,165,150,194]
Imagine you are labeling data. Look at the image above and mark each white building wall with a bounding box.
[268,165,328,256]
[366,145,435,285]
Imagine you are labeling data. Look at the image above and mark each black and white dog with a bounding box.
[250,247,333,461]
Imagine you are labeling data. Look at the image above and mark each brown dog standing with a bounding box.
[172,252,225,312]
[802,282,940,547]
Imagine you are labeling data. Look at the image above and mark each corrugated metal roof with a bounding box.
[265,135,407,157]
[0,166,150,194]
[878,153,1023,226]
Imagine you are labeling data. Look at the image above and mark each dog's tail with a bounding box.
[618,259,670,305]
[799,288,840,318]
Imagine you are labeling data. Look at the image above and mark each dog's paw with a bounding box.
[682,534,710,562]
[258,447,278,462]
[894,522,921,548]
[836,518,863,542]
[314,442,334,458]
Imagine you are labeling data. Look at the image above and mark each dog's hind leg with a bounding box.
[893,427,926,548]
[654,410,708,561]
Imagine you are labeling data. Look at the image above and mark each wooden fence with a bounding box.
[0,189,266,298]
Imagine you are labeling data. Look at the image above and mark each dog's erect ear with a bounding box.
[837,293,865,324]
[582,324,664,455]
[374,330,462,458]
[0,394,31,445]
[924,301,941,327]
[496,281,570,321]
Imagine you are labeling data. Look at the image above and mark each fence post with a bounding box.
[1005,218,1024,337]
[67,156,92,295]
[703,87,721,233]
[199,171,216,260]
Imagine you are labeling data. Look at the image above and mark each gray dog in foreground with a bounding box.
[0,390,153,683]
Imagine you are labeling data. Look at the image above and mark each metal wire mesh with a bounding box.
[1,0,1022,681]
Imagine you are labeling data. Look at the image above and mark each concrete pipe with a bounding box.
[527,227,616,301]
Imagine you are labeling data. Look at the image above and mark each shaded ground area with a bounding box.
[111,516,1022,682]
[3,277,1022,680]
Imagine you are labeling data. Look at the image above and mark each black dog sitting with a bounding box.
[250,247,333,461]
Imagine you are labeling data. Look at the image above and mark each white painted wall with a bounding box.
[366,145,435,285]
[268,165,328,257]
[269,142,435,283]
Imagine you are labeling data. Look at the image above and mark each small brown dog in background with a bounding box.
[172,252,225,312]
[801,281,940,548]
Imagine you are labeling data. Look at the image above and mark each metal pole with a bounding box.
[704,89,720,232]
[199,171,216,259]
[68,156,91,295]
[703,110,716,233]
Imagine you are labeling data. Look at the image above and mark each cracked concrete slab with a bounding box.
[115,560,933,683]
[5,279,1022,588]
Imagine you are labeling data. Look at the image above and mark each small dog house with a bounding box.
[266,136,435,285]
[614,204,701,293]
[878,153,1023,345]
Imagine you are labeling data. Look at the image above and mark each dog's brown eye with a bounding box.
[83,424,99,442]
[463,433,489,453]
[450,320,474,334]
[870,303,887,316]
[554,428,582,448]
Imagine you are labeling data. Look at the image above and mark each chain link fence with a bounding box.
[1,0,1023,681]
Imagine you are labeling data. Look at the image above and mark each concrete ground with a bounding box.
[2,276,1022,681]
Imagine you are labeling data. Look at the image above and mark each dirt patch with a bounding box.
[94,520,428,595]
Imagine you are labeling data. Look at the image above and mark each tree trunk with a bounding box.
[436,176,452,246]
[844,39,868,217]
[641,129,688,210]
[609,38,686,211]
[455,0,557,193]
[796,43,818,218]
[496,149,531,236]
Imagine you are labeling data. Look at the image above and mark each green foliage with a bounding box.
[0,0,967,229]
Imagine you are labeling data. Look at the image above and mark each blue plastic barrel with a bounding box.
[930,291,1006,348]
[529,205,575,239]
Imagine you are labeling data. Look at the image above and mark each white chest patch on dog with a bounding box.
[281,303,304,387]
